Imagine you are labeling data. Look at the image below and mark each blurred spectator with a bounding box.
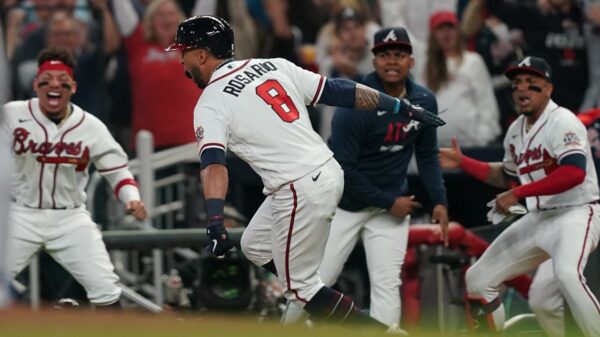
[378,0,457,81]
[461,0,525,131]
[581,0,600,110]
[1,16,10,103]
[111,0,198,149]
[3,0,93,60]
[317,5,377,79]
[425,11,501,147]
[11,1,120,122]
[315,4,379,139]
[485,0,588,112]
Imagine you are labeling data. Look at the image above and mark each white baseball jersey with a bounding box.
[502,100,599,210]
[194,58,332,193]
[2,98,140,209]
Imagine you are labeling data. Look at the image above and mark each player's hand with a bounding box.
[398,98,446,127]
[205,217,235,258]
[389,195,422,219]
[126,200,147,221]
[495,189,519,214]
[431,204,449,247]
[439,137,463,169]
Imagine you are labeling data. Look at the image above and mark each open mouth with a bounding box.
[518,95,531,106]
[47,91,62,107]
[384,69,401,76]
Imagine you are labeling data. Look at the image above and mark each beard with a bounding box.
[188,67,207,89]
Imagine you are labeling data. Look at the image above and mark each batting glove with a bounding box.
[205,216,235,258]
[397,98,446,127]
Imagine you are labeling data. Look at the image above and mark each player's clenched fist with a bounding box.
[389,195,422,219]
[126,200,147,221]
[205,216,235,258]
[438,136,463,169]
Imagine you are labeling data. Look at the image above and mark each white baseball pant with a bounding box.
[241,159,344,304]
[9,204,121,305]
[283,207,409,326]
[465,204,600,337]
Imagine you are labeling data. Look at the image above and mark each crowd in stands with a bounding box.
[1,0,599,151]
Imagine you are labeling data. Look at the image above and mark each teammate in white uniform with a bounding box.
[439,56,600,336]
[166,16,445,329]
[2,47,147,308]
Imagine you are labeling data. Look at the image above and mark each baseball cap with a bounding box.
[335,7,365,30]
[371,27,412,54]
[429,11,459,30]
[504,56,552,82]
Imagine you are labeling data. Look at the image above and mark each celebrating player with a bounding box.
[439,56,600,336]
[282,27,448,330]
[2,47,147,309]
[166,16,445,330]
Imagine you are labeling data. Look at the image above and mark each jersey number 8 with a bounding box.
[256,80,300,123]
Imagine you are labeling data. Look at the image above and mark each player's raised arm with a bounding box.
[439,137,513,189]
[317,78,446,127]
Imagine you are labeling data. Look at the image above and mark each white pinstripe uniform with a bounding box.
[194,58,344,304]
[465,100,600,336]
[2,98,141,305]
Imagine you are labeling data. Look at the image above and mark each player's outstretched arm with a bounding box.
[318,78,445,127]
[439,137,511,189]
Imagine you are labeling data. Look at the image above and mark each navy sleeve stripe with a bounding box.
[200,142,226,155]
[200,147,226,169]
[559,152,586,171]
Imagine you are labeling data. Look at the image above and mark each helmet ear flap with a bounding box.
[166,15,235,58]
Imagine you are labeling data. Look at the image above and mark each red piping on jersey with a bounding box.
[199,142,225,155]
[114,178,139,201]
[207,59,252,86]
[577,206,600,315]
[285,183,307,303]
[51,112,86,209]
[97,163,128,173]
[28,100,49,208]
[309,75,325,106]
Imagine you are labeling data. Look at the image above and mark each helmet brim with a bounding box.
[164,43,193,52]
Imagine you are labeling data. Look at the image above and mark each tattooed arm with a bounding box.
[319,78,445,126]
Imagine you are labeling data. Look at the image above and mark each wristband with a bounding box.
[205,198,225,218]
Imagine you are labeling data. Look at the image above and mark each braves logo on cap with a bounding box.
[518,57,532,67]
[383,29,397,42]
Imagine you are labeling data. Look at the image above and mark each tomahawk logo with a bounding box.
[383,29,397,42]
[518,57,532,67]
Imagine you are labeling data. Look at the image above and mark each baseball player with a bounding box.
[166,16,445,329]
[282,27,448,329]
[2,46,147,309]
[439,56,600,336]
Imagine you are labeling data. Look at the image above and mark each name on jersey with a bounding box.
[13,127,90,171]
[223,61,278,97]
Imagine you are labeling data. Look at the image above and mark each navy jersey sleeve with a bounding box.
[329,107,396,209]
[414,97,448,206]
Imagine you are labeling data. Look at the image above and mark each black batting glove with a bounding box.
[205,216,235,258]
[397,98,446,127]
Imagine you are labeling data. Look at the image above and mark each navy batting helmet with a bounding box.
[165,16,234,59]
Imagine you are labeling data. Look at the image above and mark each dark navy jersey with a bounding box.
[328,72,447,211]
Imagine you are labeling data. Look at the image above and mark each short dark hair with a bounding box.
[37,47,76,69]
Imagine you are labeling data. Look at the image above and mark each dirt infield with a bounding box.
[0,307,549,337]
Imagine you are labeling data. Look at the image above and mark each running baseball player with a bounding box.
[439,56,600,336]
[2,47,147,309]
[283,27,448,329]
[166,16,445,329]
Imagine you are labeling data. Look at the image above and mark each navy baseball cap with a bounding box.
[372,27,412,54]
[505,56,552,82]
